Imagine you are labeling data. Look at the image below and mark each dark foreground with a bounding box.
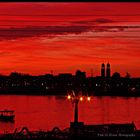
[0,122,140,139]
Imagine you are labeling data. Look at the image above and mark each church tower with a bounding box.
[101,63,105,77]
[106,63,111,78]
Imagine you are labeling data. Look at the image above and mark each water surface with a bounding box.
[0,95,139,133]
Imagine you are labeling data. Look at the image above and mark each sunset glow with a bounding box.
[0,2,140,77]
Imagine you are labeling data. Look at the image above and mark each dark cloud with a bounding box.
[92,25,140,32]
[0,25,93,40]
[0,23,140,40]
[72,18,114,25]
[95,18,114,23]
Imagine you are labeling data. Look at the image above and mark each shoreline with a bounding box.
[0,93,139,97]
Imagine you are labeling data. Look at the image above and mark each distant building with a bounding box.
[75,70,86,79]
[101,63,105,77]
[106,63,111,78]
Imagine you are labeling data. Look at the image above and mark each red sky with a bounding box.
[0,2,140,77]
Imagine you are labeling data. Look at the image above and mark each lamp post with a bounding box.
[74,98,79,123]
[67,90,91,124]
[67,91,91,136]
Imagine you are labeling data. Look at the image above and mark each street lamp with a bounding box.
[67,90,91,136]
[67,90,91,124]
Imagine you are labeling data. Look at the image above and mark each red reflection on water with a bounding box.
[0,95,139,133]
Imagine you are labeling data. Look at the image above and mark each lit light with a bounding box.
[67,95,71,100]
[79,96,83,101]
[87,96,91,101]
[131,87,135,92]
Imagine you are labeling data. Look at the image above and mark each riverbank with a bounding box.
[0,89,139,97]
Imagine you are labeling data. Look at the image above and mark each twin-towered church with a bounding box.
[101,63,111,78]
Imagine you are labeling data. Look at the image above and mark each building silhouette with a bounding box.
[106,63,111,78]
[101,63,105,77]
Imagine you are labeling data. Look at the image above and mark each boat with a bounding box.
[0,110,15,122]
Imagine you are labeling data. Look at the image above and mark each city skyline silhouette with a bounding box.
[0,63,138,78]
